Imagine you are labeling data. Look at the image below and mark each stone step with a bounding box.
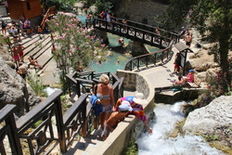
[25,36,52,59]
[23,35,50,56]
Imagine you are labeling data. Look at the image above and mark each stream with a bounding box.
[137,102,224,155]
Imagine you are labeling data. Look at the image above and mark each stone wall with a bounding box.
[116,70,137,91]
[116,69,150,99]
[102,69,154,154]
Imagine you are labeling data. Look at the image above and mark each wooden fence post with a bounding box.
[54,97,67,153]
[1,105,23,155]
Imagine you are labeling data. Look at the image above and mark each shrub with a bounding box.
[27,73,47,97]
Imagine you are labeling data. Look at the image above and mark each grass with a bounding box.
[27,73,47,97]
[122,138,138,155]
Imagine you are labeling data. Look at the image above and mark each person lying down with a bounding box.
[101,101,152,140]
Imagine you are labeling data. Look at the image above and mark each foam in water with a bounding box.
[137,102,224,155]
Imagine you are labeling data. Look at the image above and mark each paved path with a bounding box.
[138,47,178,89]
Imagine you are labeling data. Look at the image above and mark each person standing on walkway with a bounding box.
[95,74,115,131]
[1,20,7,35]
[173,52,182,74]
[184,30,192,47]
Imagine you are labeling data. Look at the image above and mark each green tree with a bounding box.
[191,0,232,93]
[48,14,107,90]
[163,0,232,92]
[41,0,77,10]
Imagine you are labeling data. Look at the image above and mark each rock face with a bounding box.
[116,0,168,25]
[183,95,232,145]
[0,58,40,115]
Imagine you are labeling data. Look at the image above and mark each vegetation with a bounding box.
[41,0,77,10]
[27,73,47,97]
[161,0,232,93]
[48,13,107,90]
[122,138,138,155]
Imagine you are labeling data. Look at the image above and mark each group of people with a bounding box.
[90,74,152,140]
[99,10,113,23]
[1,18,31,38]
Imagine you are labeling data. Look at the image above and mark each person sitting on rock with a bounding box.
[174,69,195,86]
[17,63,28,79]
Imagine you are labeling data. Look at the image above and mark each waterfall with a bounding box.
[137,102,224,155]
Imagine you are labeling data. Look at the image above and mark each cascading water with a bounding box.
[137,102,224,155]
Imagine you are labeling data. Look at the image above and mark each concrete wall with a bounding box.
[99,70,154,155]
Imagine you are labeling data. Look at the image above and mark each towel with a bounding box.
[90,95,103,116]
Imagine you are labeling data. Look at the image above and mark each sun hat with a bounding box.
[99,74,109,84]
[133,92,144,103]
[119,102,133,112]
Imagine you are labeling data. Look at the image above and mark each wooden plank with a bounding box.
[75,78,95,84]
[63,94,88,125]
[0,105,16,122]
[16,90,62,129]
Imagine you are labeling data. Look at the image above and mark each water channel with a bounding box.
[137,102,224,155]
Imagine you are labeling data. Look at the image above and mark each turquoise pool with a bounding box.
[77,15,86,24]
[88,51,130,73]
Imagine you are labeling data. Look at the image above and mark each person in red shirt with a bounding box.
[174,69,195,85]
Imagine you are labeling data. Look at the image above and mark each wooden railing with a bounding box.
[40,6,56,31]
[110,17,180,43]
[93,17,180,49]
[0,72,123,154]
[0,104,23,155]
[125,41,174,71]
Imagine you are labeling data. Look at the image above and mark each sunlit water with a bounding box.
[88,51,130,73]
[137,102,224,155]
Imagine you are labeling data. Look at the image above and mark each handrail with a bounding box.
[16,90,63,132]
[0,104,16,122]
[94,17,180,44]
[93,18,174,48]
[125,41,174,71]
[110,16,180,39]
[63,94,88,125]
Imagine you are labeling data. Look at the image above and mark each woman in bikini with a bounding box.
[96,74,115,130]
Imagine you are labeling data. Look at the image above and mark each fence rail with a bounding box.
[125,41,174,71]
[93,18,177,49]
[0,72,123,154]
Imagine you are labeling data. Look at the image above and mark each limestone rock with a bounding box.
[0,58,40,115]
[183,95,232,144]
